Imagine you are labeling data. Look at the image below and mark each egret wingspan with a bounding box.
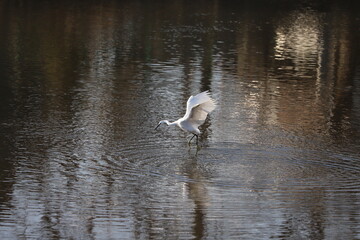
[189,100,215,124]
[188,98,216,127]
[183,91,216,120]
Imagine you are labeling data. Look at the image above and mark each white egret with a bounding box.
[155,91,216,145]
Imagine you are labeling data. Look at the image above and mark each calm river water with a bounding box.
[1,0,360,239]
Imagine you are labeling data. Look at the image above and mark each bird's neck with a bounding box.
[164,120,177,126]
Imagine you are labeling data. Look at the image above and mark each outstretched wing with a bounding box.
[183,91,216,127]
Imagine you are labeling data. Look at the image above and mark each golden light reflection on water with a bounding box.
[274,11,323,63]
[220,6,358,143]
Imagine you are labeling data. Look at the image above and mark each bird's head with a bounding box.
[155,120,169,130]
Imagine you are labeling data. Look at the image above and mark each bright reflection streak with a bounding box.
[274,11,323,71]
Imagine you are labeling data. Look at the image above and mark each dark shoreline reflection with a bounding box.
[0,0,360,239]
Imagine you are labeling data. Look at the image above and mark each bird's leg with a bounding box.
[188,134,197,145]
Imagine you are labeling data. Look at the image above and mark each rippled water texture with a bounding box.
[1,0,360,239]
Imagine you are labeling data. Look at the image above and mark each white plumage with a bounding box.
[155,91,216,144]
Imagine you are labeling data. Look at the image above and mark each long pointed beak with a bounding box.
[155,123,161,130]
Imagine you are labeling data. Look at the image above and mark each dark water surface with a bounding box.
[1,0,360,239]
